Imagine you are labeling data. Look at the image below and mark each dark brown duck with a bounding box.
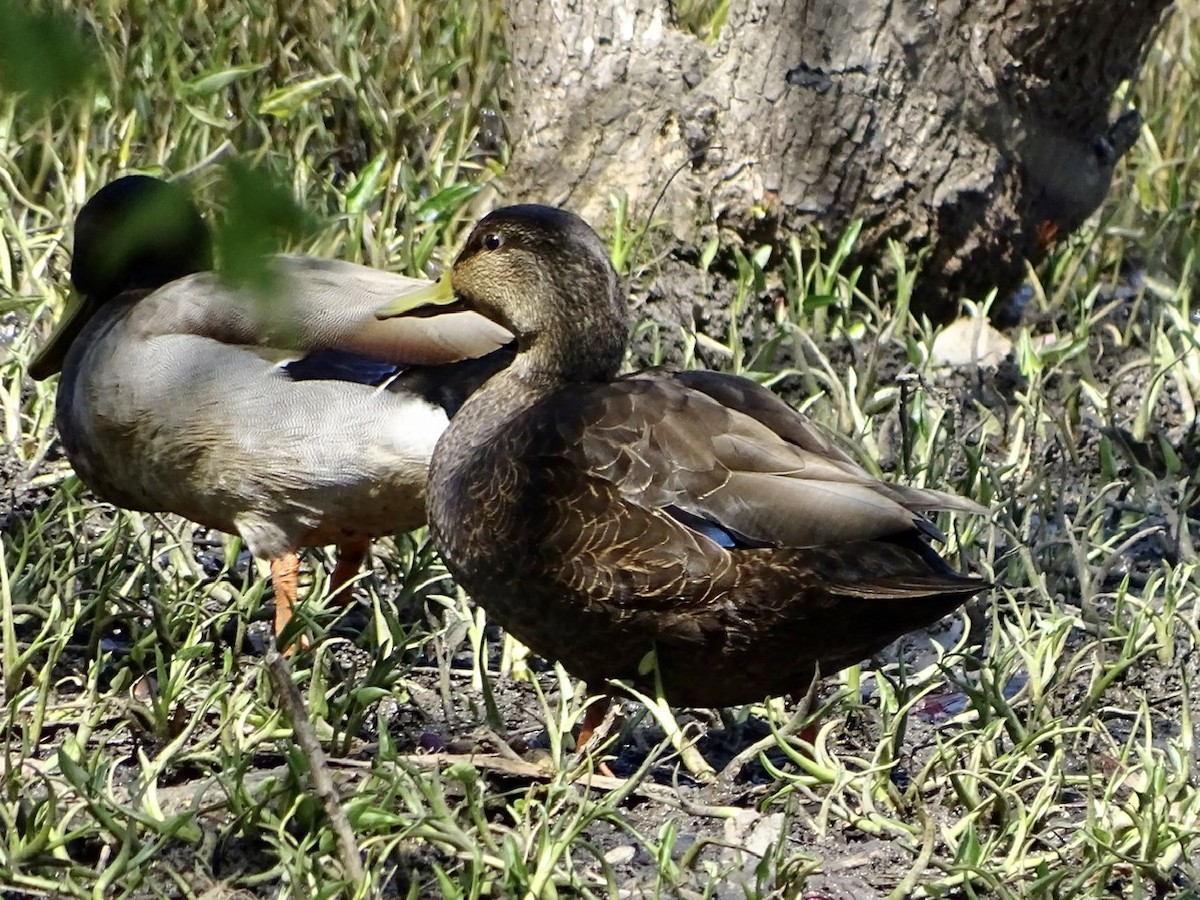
[378,205,988,708]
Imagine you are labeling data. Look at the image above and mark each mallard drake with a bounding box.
[30,175,512,640]
[377,204,988,724]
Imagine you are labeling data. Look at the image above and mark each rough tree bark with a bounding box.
[498,0,1170,323]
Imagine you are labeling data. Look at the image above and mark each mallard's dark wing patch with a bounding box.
[390,347,515,416]
[283,349,401,386]
[677,369,985,516]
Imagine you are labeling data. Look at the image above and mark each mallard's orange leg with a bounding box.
[271,542,367,652]
[575,695,619,778]
[271,551,301,645]
[576,695,611,751]
[329,539,370,605]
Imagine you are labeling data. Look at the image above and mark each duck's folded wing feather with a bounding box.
[135,256,512,365]
[677,370,986,514]
[558,370,984,551]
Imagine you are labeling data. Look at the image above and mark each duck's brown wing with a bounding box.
[553,369,984,553]
[672,369,986,518]
[133,256,512,365]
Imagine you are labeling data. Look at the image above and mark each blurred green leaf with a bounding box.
[258,73,346,119]
[184,104,235,130]
[214,159,320,297]
[182,63,265,98]
[0,0,102,104]
[803,293,839,312]
[445,761,479,785]
[351,685,390,706]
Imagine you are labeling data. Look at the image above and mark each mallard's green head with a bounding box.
[379,205,627,382]
[70,175,212,304]
[30,175,212,380]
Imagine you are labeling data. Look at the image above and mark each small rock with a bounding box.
[130,673,158,704]
[416,732,446,753]
[603,845,636,866]
[931,317,1013,369]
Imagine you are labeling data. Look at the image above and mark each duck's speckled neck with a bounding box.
[424,361,546,579]
[435,361,556,458]
[508,319,626,387]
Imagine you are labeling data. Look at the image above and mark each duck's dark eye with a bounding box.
[483,233,503,251]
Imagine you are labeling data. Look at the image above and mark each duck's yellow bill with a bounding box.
[376,273,456,319]
[29,290,97,381]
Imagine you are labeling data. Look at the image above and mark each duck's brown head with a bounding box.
[378,205,627,382]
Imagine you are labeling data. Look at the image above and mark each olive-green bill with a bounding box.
[375,273,456,319]
[29,290,98,381]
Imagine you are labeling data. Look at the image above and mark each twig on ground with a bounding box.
[264,645,366,891]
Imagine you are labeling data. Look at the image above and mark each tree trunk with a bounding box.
[498,0,1169,324]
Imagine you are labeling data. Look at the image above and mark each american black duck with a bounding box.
[377,204,987,717]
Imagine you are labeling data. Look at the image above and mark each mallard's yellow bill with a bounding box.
[29,290,98,381]
[376,273,455,319]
